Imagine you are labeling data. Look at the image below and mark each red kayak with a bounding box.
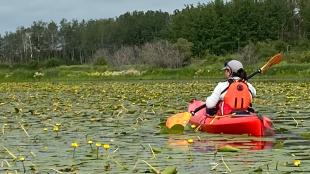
[188,100,274,137]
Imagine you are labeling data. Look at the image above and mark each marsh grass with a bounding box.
[0,63,309,82]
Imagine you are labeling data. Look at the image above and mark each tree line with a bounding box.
[0,0,310,68]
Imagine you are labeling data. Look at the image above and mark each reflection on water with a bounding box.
[0,81,309,173]
[168,137,273,152]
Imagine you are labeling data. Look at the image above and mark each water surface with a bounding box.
[0,80,309,173]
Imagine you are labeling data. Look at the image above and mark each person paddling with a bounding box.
[205,60,256,115]
[166,53,282,130]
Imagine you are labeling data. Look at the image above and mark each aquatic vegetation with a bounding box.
[96,142,101,159]
[87,140,93,150]
[294,159,301,167]
[217,145,240,152]
[71,142,79,158]
[187,139,194,144]
[103,144,110,150]
[0,81,309,173]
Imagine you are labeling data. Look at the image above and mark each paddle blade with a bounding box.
[166,112,191,129]
[260,53,282,74]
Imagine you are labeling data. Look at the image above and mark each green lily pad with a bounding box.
[152,147,161,154]
[273,140,284,149]
[184,124,193,131]
[253,167,263,173]
[162,166,177,174]
[158,122,166,128]
[276,127,289,133]
[127,109,136,114]
[218,145,240,152]
[14,107,20,113]
[299,132,310,140]
[159,123,185,134]
[168,124,184,134]
[159,126,169,134]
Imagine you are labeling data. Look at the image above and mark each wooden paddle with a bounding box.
[166,53,283,129]
[247,53,282,79]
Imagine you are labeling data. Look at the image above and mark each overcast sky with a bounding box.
[0,0,211,35]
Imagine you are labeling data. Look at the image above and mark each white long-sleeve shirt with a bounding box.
[206,77,256,108]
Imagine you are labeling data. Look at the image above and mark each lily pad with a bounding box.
[253,167,263,173]
[162,166,177,174]
[152,147,162,154]
[273,140,284,149]
[276,127,289,133]
[299,132,310,140]
[168,124,184,134]
[218,145,240,152]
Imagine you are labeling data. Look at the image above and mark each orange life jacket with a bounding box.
[222,80,252,110]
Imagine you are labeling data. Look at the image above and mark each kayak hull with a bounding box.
[188,100,274,137]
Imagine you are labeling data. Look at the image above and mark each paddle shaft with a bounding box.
[191,103,207,115]
[246,69,261,80]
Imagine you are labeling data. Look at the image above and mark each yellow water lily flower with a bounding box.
[88,140,93,144]
[43,128,48,131]
[187,139,194,143]
[18,156,25,161]
[103,144,110,150]
[96,143,101,147]
[71,142,79,148]
[294,160,301,167]
[53,126,59,132]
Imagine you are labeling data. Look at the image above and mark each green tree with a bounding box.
[299,0,310,38]
[114,11,169,46]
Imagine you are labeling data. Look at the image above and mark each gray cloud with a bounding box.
[0,0,208,35]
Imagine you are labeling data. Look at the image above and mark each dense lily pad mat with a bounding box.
[0,81,309,173]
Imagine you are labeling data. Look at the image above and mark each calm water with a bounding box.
[0,80,309,173]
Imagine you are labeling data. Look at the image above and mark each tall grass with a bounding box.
[1,52,310,82]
